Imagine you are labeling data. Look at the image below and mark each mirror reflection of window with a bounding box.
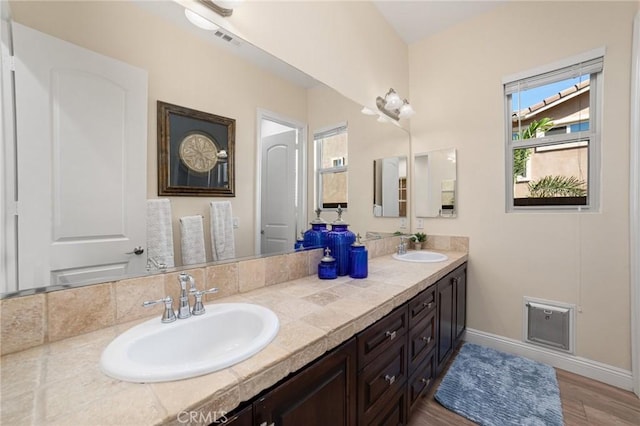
[315,124,348,209]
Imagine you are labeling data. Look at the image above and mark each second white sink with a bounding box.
[393,251,448,263]
[101,303,279,383]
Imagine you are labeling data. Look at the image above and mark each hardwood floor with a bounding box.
[408,352,640,426]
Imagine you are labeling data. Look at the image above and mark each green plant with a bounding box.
[411,232,427,243]
[528,175,586,197]
[513,118,555,179]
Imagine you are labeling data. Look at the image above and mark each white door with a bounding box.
[13,23,148,289]
[260,129,298,254]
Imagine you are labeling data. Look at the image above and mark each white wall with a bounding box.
[409,1,638,370]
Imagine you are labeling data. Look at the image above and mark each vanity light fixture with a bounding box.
[373,88,415,121]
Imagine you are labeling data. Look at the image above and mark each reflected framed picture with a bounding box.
[157,101,235,197]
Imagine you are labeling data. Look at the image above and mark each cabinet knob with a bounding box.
[385,330,397,340]
[384,374,396,385]
[421,336,432,344]
[422,301,434,309]
[421,378,431,386]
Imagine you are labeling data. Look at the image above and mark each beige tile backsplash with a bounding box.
[0,235,468,355]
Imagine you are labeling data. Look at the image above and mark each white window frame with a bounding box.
[503,48,604,212]
[314,123,348,210]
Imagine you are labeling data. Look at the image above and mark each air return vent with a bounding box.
[523,297,575,353]
[213,29,241,47]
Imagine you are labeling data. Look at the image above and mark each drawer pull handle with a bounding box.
[385,330,397,340]
[421,336,432,344]
[422,301,434,309]
[384,374,396,385]
[421,378,431,386]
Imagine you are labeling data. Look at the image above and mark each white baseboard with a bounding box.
[464,328,633,391]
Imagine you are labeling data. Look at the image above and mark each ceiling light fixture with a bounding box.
[372,88,415,121]
[198,0,242,17]
[184,8,219,31]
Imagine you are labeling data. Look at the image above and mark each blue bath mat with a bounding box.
[435,343,563,426]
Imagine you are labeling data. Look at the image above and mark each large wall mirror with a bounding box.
[414,148,457,218]
[1,0,409,296]
[373,156,407,217]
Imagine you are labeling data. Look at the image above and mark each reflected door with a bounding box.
[13,23,147,289]
[260,129,297,254]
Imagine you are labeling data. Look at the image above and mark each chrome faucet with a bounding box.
[177,272,196,319]
[142,296,176,323]
[191,287,219,315]
[398,236,408,255]
[146,257,167,272]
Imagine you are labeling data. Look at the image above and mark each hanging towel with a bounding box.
[180,215,206,266]
[209,201,235,261]
[146,199,175,268]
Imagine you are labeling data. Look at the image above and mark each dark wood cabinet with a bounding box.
[436,264,467,375]
[213,262,467,426]
[219,405,252,426]
[254,338,357,426]
[357,306,408,425]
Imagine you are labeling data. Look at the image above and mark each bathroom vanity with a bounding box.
[0,240,468,426]
[218,262,467,426]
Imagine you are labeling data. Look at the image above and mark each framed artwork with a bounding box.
[157,101,235,196]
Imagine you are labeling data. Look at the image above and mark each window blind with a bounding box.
[505,57,603,95]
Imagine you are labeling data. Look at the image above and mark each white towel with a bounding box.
[146,199,175,268]
[209,201,235,261]
[180,215,206,266]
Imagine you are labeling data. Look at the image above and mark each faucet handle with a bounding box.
[142,296,176,323]
[191,288,219,316]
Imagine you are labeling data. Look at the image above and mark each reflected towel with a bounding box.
[146,199,175,268]
[209,201,235,261]
[180,215,206,266]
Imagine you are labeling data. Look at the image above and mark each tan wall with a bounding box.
[10,0,308,263]
[226,1,409,111]
[409,1,637,369]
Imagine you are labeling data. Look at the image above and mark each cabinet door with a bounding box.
[436,276,455,374]
[254,338,357,426]
[220,405,252,426]
[454,267,467,343]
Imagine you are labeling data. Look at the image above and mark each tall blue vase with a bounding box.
[303,208,329,249]
[327,206,355,276]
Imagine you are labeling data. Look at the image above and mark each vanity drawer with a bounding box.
[407,349,436,414]
[408,309,436,374]
[357,337,407,421]
[361,385,408,426]
[357,306,408,368]
[408,285,436,327]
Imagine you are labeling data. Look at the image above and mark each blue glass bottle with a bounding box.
[318,247,337,280]
[303,208,329,249]
[349,234,368,279]
[327,206,355,276]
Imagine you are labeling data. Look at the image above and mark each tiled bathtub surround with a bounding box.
[0,235,468,356]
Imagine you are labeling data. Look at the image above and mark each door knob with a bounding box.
[126,246,144,255]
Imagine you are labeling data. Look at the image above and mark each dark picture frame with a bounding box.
[157,101,235,197]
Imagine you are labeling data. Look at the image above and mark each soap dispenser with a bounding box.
[327,205,356,276]
[318,247,337,280]
[303,208,329,249]
[349,233,368,279]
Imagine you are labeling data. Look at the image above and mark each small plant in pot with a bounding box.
[410,232,427,250]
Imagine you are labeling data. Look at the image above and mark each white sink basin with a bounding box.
[101,303,279,383]
[393,251,448,263]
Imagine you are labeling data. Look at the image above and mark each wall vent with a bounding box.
[523,297,575,354]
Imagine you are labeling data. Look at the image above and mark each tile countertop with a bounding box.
[0,251,467,426]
